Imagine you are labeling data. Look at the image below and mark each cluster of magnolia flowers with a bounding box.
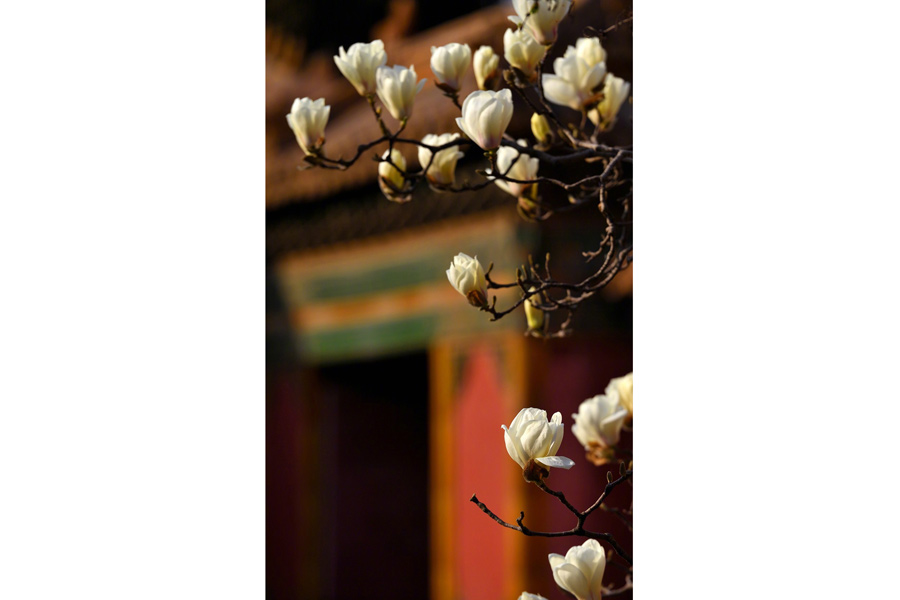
[286,0,631,204]
[502,373,632,600]
[517,538,610,600]
[502,371,633,484]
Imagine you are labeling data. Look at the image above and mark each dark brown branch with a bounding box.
[470,468,633,565]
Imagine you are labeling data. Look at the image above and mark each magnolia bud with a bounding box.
[571,393,629,466]
[376,65,426,122]
[378,148,410,203]
[530,113,552,144]
[488,140,539,199]
[503,27,546,82]
[524,287,544,333]
[333,40,387,97]
[548,540,607,600]
[430,43,471,93]
[418,133,464,188]
[509,0,573,46]
[446,253,488,307]
[605,372,634,419]
[588,74,631,132]
[286,97,330,157]
[473,45,500,91]
[455,89,514,151]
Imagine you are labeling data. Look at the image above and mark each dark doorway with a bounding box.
[313,350,430,599]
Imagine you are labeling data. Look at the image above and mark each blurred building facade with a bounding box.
[266,1,633,598]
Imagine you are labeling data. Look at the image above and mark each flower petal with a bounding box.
[553,563,590,599]
[535,455,575,469]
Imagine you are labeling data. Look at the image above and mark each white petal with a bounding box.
[503,426,525,468]
[535,455,575,469]
[554,563,590,599]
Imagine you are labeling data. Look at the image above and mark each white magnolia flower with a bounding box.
[488,140,539,198]
[502,408,575,475]
[503,27,547,80]
[333,40,387,96]
[548,539,607,600]
[446,252,488,307]
[589,74,631,131]
[378,148,409,203]
[573,36,607,69]
[376,64,426,122]
[418,133,464,187]
[605,372,633,418]
[430,43,471,92]
[285,97,330,156]
[572,393,628,455]
[473,45,500,90]
[518,593,549,600]
[509,0,573,45]
[456,89,514,151]
[542,41,607,111]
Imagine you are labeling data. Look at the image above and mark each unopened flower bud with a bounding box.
[531,113,552,144]
[509,0,573,46]
[455,89,514,151]
[588,74,631,132]
[418,133,464,188]
[446,253,488,307]
[524,287,544,333]
[376,64,426,122]
[333,40,387,97]
[549,540,606,600]
[430,43,471,93]
[572,393,629,466]
[504,27,546,82]
[488,140,539,199]
[378,148,410,203]
[517,192,542,222]
[605,372,633,419]
[473,45,500,91]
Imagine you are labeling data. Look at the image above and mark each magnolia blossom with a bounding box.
[377,148,409,203]
[573,36,607,68]
[509,0,573,45]
[517,594,548,600]
[572,393,628,465]
[542,40,607,111]
[456,89,513,151]
[286,97,330,156]
[418,133,464,187]
[430,43,471,92]
[376,65,426,122]
[473,45,500,91]
[589,74,631,131]
[503,27,547,81]
[488,140,539,198]
[502,408,574,479]
[605,372,633,418]
[548,539,607,600]
[333,40,387,96]
[446,253,487,307]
